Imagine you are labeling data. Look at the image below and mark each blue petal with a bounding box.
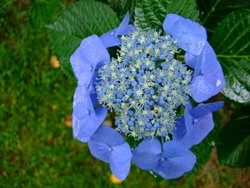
[173,102,216,148]
[163,14,182,34]
[191,42,225,102]
[173,102,194,148]
[95,105,108,125]
[88,124,126,162]
[172,117,187,140]
[87,72,103,102]
[90,93,98,106]
[162,141,194,159]
[70,46,93,85]
[153,141,196,180]
[112,143,132,163]
[87,72,98,91]
[88,140,111,163]
[184,101,193,132]
[73,92,91,120]
[100,13,134,48]
[188,113,215,146]
[70,35,110,85]
[72,87,107,142]
[110,142,132,181]
[88,72,100,106]
[184,52,197,69]
[100,29,121,48]
[190,101,224,119]
[89,125,132,181]
[89,124,125,148]
[172,118,194,149]
[163,13,207,56]
[115,12,130,34]
[110,159,131,181]
[118,24,134,35]
[115,12,135,35]
[132,138,162,170]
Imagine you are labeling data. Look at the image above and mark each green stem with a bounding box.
[177,55,184,59]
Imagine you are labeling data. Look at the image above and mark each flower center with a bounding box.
[96,29,192,140]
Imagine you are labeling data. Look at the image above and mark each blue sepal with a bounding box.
[100,13,135,48]
[72,87,107,143]
[88,125,132,181]
[190,42,225,102]
[163,13,207,56]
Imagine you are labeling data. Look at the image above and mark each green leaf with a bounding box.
[120,0,136,21]
[197,0,250,34]
[29,0,60,29]
[210,9,250,104]
[217,106,250,168]
[134,0,199,30]
[47,0,120,79]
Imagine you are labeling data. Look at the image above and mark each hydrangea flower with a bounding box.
[132,138,196,179]
[70,13,225,180]
[172,101,224,149]
[88,125,132,180]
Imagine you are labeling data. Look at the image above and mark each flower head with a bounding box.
[97,29,192,140]
[70,13,225,180]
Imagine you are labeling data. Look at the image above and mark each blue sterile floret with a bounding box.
[96,29,192,140]
[88,124,132,181]
[132,138,196,179]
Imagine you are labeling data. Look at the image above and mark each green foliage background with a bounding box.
[1,0,249,187]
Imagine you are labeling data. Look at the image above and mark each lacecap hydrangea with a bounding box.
[70,13,225,181]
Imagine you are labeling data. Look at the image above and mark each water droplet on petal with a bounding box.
[193,119,198,123]
[216,79,221,87]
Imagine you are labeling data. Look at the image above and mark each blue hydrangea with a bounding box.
[70,13,225,180]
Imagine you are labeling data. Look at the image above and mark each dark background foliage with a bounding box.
[1,0,249,187]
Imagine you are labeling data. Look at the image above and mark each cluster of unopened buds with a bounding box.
[70,13,225,180]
